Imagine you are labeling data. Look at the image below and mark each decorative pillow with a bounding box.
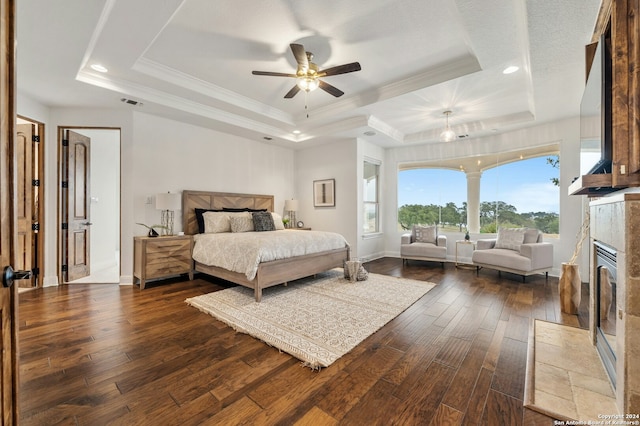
[252,211,275,231]
[195,208,223,233]
[229,214,254,233]
[414,225,437,244]
[495,227,526,250]
[523,228,541,244]
[202,211,232,233]
[271,212,285,230]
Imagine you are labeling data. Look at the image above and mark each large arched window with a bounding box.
[398,153,559,235]
[480,156,559,234]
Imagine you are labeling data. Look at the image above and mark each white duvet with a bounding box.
[192,230,349,281]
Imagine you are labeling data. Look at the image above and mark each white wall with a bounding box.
[131,112,295,239]
[295,140,358,254]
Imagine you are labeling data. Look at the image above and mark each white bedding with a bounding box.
[192,230,349,281]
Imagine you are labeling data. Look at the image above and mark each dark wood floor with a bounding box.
[17,258,587,425]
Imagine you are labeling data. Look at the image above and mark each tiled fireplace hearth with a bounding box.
[590,191,640,414]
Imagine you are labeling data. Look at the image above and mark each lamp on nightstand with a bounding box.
[284,199,298,229]
[156,192,181,235]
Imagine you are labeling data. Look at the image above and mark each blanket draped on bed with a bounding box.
[192,230,349,280]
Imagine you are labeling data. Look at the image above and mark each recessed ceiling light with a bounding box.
[292,130,301,134]
[91,64,108,73]
[503,65,519,74]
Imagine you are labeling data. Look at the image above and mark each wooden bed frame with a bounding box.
[182,190,350,302]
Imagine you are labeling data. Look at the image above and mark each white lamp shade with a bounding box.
[156,192,181,210]
[284,199,299,211]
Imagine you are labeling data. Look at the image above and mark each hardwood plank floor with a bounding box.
[18,258,585,425]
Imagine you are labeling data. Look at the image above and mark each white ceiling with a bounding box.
[16,0,602,149]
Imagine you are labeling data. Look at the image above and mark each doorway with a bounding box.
[58,127,121,284]
[16,116,44,290]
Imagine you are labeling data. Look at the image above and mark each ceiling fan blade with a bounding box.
[284,85,301,98]
[318,62,361,77]
[290,43,308,70]
[252,71,297,77]
[318,80,344,97]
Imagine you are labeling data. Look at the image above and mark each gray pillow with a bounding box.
[523,228,541,244]
[414,225,437,244]
[252,211,275,231]
[495,227,526,251]
[230,214,254,233]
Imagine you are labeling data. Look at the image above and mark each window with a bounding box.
[363,160,380,233]
[479,156,559,234]
[397,168,467,231]
[397,153,559,235]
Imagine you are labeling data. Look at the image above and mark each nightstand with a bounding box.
[133,235,193,289]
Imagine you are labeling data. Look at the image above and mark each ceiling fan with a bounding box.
[252,43,361,98]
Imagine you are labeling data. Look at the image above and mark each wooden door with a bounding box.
[0,0,20,422]
[63,130,91,282]
[16,123,34,288]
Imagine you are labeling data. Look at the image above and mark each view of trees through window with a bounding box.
[398,156,559,235]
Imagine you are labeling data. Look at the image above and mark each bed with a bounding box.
[183,190,350,301]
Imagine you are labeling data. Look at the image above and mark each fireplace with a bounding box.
[594,241,616,388]
[589,191,640,414]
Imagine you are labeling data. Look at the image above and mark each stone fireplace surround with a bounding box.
[590,190,640,414]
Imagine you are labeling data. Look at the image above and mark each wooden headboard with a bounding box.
[182,190,275,235]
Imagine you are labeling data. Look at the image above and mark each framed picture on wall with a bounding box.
[313,179,335,207]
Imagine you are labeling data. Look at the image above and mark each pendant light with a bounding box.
[440,110,457,142]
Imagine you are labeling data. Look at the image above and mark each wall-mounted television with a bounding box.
[580,33,612,176]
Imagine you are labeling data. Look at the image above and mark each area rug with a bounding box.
[185,269,435,369]
[524,319,616,421]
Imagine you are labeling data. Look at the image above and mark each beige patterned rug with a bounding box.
[186,269,435,368]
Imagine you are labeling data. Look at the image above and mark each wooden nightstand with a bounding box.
[133,235,193,289]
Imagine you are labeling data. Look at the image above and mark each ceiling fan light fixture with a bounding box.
[440,110,457,142]
[297,76,319,92]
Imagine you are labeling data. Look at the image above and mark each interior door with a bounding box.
[63,130,91,282]
[0,0,20,421]
[16,123,35,288]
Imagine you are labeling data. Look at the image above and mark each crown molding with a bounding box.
[76,70,298,141]
[293,54,483,123]
[133,57,295,126]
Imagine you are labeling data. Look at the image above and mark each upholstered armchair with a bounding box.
[471,228,553,281]
[401,225,447,266]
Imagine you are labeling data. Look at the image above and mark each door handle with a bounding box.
[82,222,93,226]
[3,266,32,288]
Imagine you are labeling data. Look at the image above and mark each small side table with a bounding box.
[133,235,194,289]
[455,240,476,269]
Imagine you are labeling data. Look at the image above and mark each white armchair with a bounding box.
[471,228,553,281]
[401,225,447,267]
